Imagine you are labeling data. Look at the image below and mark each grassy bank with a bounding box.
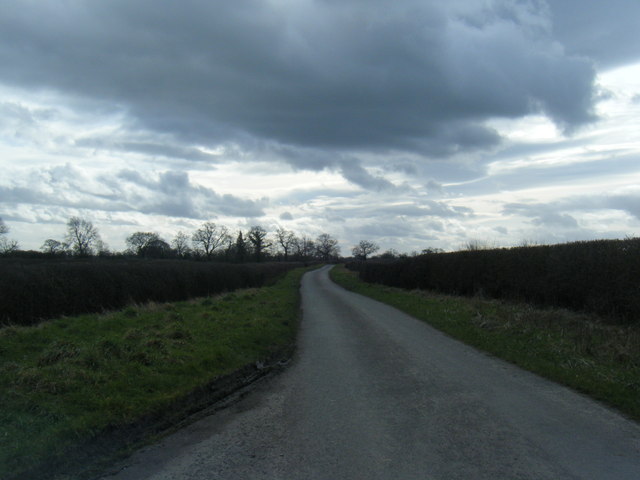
[330,265,640,422]
[0,266,314,480]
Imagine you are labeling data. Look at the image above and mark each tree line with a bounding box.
[4,216,344,263]
[1,215,443,262]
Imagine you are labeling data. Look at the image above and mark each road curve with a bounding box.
[103,265,640,479]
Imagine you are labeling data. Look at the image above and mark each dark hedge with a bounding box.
[0,259,301,326]
[348,238,640,324]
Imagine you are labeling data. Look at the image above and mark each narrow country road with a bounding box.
[103,265,640,479]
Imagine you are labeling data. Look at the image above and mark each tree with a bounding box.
[248,226,271,262]
[464,240,491,251]
[171,231,191,258]
[234,230,247,263]
[0,218,19,254]
[41,239,64,255]
[65,217,100,256]
[294,236,315,261]
[192,222,229,259]
[275,227,296,261]
[141,238,170,258]
[0,237,19,254]
[95,239,112,257]
[315,233,340,262]
[352,240,380,261]
[222,233,235,260]
[421,247,444,255]
[378,248,400,259]
[126,232,162,257]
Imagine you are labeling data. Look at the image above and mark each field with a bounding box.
[330,265,640,422]
[0,266,314,480]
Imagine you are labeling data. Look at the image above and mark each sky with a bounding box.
[1,0,639,255]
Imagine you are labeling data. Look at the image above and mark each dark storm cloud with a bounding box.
[268,144,402,191]
[339,162,398,192]
[384,160,418,176]
[548,0,640,69]
[0,0,601,160]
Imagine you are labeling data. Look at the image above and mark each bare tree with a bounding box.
[0,237,19,254]
[171,231,191,258]
[464,240,492,251]
[352,240,380,260]
[192,222,229,259]
[293,236,315,261]
[0,218,19,254]
[41,239,64,255]
[95,239,113,257]
[315,233,340,262]
[126,232,162,256]
[248,226,271,262]
[275,227,296,261]
[65,217,100,256]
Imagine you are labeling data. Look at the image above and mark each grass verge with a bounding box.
[330,265,640,422]
[0,266,315,480]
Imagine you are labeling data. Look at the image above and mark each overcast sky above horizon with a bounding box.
[1,0,639,254]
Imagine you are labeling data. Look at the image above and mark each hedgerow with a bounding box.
[348,238,640,324]
[0,259,300,326]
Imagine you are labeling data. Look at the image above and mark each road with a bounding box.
[103,265,640,479]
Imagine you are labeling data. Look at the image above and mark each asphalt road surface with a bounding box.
[103,265,640,479]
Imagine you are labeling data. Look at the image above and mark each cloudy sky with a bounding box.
[1,0,639,254]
